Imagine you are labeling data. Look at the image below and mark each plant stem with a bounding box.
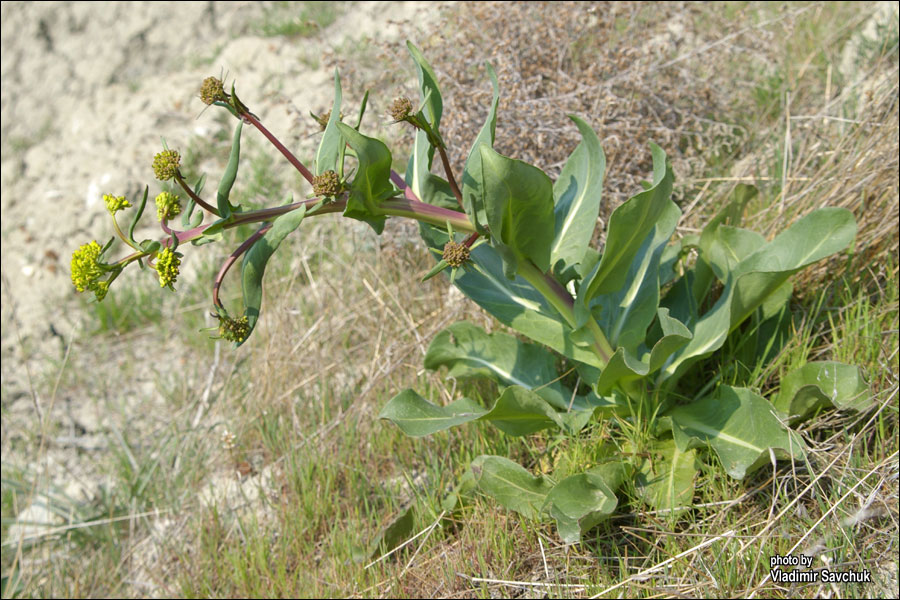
[111,216,139,251]
[379,198,474,232]
[436,145,464,210]
[517,260,613,365]
[175,173,220,216]
[240,112,315,185]
[212,224,272,309]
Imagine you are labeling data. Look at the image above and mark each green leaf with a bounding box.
[471,456,554,519]
[139,240,161,254]
[483,386,567,435]
[550,116,605,277]
[424,321,583,410]
[773,362,871,421]
[666,386,806,479]
[380,385,569,438]
[633,438,699,511]
[660,208,857,385]
[315,69,345,176]
[580,143,674,303]
[128,186,149,245]
[181,174,206,228]
[546,465,622,544]
[354,90,370,130]
[590,200,680,351]
[238,206,306,345]
[337,122,393,233]
[217,120,243,218]
[405,42,443,200]
[417,222,605,369]
[461,63,499,233]
[479,145,555,273]
[379,390,486,437]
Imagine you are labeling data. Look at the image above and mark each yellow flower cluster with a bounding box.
[103,193,130,215]
[155,247,181,289]
[155,192,182,221]
[70,241,109,300]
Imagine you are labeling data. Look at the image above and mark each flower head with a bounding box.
[200,76,227,105]
[316,110,331,131]
[312,170,343,198]
[155,192,182,221]
[152,149,181,181]
[155,247,182,289]
[442,240,470,267]
[217,314,250,343]
[103,193,130,215]
[314,109,343,131]
[389,96,414,122]
[71,241,108,300]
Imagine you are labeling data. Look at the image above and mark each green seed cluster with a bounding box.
[155,192,182,222]
[389,96,414,122]
[155,247,181,289]
[442,240,470,267]
[103,193,130,215]
[152,149,181,181]
[219,315,250,343]
[200,76,227,105]
[312,170,343,197]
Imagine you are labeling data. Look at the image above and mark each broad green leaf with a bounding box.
[238,205,306,345]
[646,308,692,373]
[471,456,554,519]
[217,120,243,218]
[461,63,500,233]
[379,390,485,436]
[546,466,622,544]
[482,386,566,435]
[337,123,392,233]
[315,70,344,176]
[705,225,766,281]
[405,42,443,200]
[660,208,857,385]
[380,386,568,438]
[424,321,582,410]
[773,362,871,421]
[479,146,555,273]
[418,223,606,369]
[580,143,674,304]
[666,386,806,479]
[594,346,648,395]
[592,308,691,396]
[591,200,680,351]
[550,116,605,277]
[633,438,699,511]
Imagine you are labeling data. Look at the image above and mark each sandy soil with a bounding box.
[0,0,443,551]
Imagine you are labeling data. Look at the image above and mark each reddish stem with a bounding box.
[175,173,220,216]
[212,224,272,309]
[436,145,464,210]
[240,112,315,185]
